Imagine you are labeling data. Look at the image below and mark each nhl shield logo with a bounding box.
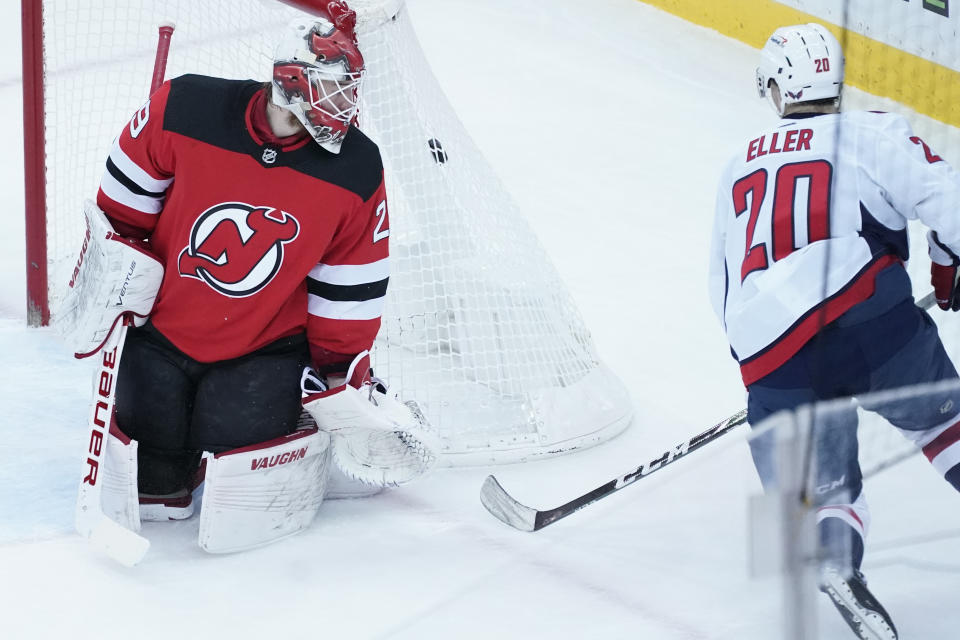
[178,202,300,297]
[261,147,278,164]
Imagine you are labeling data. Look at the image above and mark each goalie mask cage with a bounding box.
[21,0,633,465]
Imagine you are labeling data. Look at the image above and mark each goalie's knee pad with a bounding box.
[302,351,439,487]
[197,428,331,554]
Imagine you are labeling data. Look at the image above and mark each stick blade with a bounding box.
[86,517,150,567]
[480,475,538,532]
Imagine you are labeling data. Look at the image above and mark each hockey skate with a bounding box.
[820,568,898,640]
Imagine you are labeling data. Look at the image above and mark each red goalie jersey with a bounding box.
[97,75,389,367]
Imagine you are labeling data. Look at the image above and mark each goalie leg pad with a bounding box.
[198,428,331,554]
[97,424,197,525]
[99,424,141,532]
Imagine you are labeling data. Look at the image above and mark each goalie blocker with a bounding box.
[56,200,163,358]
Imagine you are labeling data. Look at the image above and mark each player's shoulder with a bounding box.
[840,110,914,137]
[163,74,261,132]
[167,74,260,100]
[339,125,383,171]
[287,126,384,202]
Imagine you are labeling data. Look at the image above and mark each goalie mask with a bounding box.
[756,23,843,116]
[272,11,364,154]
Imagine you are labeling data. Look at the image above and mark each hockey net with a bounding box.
[25,0,633,465]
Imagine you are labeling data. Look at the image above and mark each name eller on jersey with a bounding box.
[746,128,813,162]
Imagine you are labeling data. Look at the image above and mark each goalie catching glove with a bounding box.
[301,351,438,486]
[56,200,163,357]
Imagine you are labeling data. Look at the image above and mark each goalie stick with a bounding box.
[150,22,176,96]
[75,316,150,566]
[73,22,176,566]
[482,290,940,532]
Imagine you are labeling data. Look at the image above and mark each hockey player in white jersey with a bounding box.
[709,23,960,640]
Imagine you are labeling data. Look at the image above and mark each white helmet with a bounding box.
[271,3,364,154]
[756,23,843,116]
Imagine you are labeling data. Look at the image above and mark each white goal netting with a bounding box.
[36,0,633,464]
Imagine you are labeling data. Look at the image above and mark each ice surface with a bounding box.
[1,1,958,638]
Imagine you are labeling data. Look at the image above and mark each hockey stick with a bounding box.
[915,290,936,312]
[481,408,748,531]
[482,289,940,532]
[73,22,176,566]
[75,316,150,566]
[150,22,176,94]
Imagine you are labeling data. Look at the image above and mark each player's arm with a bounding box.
[874,117,960,234]
[708,168,733,327]
[96,81,177,240]
[871,116,960,310]
[304,174,390,373]
[56,84,175,355]
[301,175,437,485]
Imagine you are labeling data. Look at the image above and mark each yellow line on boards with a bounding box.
[636,0,960,128]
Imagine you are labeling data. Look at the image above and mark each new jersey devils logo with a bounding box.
[178,202,300,297]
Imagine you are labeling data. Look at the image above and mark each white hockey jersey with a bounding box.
[709,111,960,386]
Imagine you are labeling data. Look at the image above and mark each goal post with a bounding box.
[21,0,633,464]
[22,0,48,327]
